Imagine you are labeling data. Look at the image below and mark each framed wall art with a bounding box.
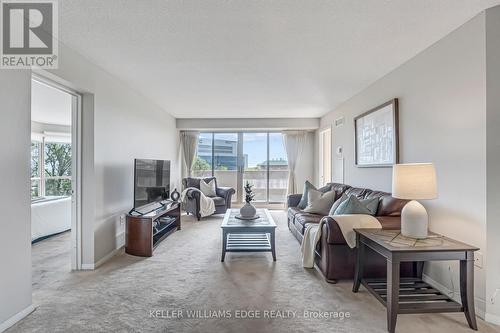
[354,99,399,167]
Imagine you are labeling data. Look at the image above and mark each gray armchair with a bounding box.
[182,177,235,220]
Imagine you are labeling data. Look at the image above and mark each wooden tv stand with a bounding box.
[125,202,181,257]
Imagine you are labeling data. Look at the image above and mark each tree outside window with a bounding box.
[31,139,72,199]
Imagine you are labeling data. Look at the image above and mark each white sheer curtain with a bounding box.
[283,130,307,195]
[180,131,199,178]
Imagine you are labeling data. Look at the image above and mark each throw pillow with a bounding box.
[298,181,331,209]
[297,181,315,209]
[328,194,348,216]
[303,189,336,216]
[360,197,379,216]
[200,179,216,197]
[333,195,372,215]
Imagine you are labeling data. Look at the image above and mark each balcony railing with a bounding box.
[192,169,289,203]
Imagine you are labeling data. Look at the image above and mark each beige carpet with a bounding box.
[9,211,500,333]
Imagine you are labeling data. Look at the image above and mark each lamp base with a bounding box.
[401,200,428,239]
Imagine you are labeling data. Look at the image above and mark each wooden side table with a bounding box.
[352,229,479,333]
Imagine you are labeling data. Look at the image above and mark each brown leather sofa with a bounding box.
[288,183,416,283]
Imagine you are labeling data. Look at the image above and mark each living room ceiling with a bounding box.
[58,0,500,118]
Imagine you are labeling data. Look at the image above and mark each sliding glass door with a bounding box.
[193,132,288,204]
[242,133,268,202]
[213,133,238,200]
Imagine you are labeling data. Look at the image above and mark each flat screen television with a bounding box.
[134,159,170,208]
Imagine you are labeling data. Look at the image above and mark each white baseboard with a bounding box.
[80,234,124,271]
[422,273,485,319]
[0,305,35,333]
[81,263,95,270]
[485,312,500,326]
[95,246,123,269]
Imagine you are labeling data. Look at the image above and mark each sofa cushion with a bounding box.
[184,177,218,190]
[211,196,226,206]
[287,207,302,222]
[298,181,332,209]
[360,197,379,215]
[200,178,217,197]
[330,183,351,198]
[328,193,348,215]
[334,195,372,215]
[297,181,314,209]
[343,187,368,198]
[377,195,408,217]
[294,213,322,234]
[303,189,336,215]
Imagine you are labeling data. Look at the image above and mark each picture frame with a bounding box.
[354,98,399,167]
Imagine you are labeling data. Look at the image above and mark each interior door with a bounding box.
[319,128,332,186]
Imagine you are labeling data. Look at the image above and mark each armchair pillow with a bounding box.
[303,189,336,216]
[200,179,217,197]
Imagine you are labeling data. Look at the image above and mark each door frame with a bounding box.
[319,126,332,187]
[31,73,83,270]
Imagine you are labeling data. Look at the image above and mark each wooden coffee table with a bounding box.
[220,208,277,262]
[352,229,479,333]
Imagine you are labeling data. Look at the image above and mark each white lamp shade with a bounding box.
[392,163,437,200]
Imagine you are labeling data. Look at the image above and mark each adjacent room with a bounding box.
[30,78,77,279]
[1,1,500,333]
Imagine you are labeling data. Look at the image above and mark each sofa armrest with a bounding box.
[321,216,347,245]
[287,194,302,208]
[321,215,403,245]
[375,216,402,229]
[216,187,235,203]
[186,188,201,200]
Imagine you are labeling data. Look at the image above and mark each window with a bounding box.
[30,138,72,199]
[31,141,41,198]
[192,133,213,178]
[193,132,288,203]
[268,133,289,202]
[213,133,238,196]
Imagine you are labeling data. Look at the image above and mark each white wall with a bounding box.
[485,5,500,324]
[0,72,33,328]
[42,44,180,265]
[319,13,488,315]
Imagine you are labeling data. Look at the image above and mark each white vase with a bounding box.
[240,203,256,218]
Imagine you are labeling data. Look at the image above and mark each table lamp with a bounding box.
[392,163,437,239]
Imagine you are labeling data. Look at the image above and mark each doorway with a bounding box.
[30,74,82,271]
[319,127,332,186]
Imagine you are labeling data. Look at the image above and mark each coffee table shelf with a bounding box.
[226,233,272,251]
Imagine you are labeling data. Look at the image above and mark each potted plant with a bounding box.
[240,181,257,218]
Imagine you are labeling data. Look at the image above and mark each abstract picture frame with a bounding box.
[354,98,399,167]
